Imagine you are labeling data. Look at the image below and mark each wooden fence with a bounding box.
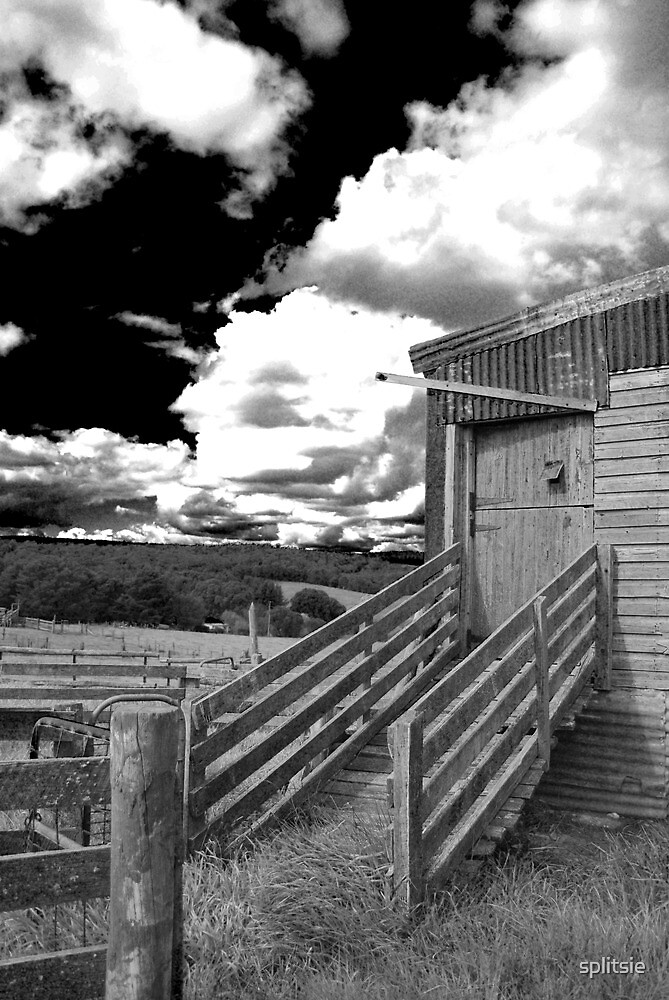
[0,655,201,708]
[0,702,184,1000]
[388,544,603,906]
[187,544,462,851]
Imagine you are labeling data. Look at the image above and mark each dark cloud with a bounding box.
[0,476,158,531]
[175,490,280,541]
[235,387,309,428]
[249,360,308,385]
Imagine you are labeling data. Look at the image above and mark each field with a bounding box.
[0,621,298,662]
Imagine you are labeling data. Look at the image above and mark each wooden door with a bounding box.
[470,414,594,639]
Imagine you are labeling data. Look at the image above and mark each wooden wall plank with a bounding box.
[597,404,669,426]
[596,527,669,544]
[609,387,669,407]
[596,438,669,460]
[613,616,669,635]
[596,456,669,477]
[608,367,669,391]
[596,473,669,493]
[613,545,669,561]
[595,421,669,444]
[595,510,669,528]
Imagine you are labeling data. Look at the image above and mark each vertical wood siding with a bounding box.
[594,366,669,689]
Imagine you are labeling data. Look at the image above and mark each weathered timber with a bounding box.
[191,591,456,794]
[0,685,188,702]
[596,474,669,494]
[376,371,597,411]
[189,614,459,818]
[409,547,597,726]
[0,756,110,809]
[191,572,459,769]
[422,621,595,853]
[616,561,669,579]
[596,438,669,460]
[392,710,424,908]
[106,702,180,1000]
[596,404,669,426]
[615,580,669,598]
[596,509,669,529]
[421,597,595,812]
[0,845,109,910]
[609,368,669,391]
[0,662,192,679]
[426,737,540,888]
[533,597,551,768]
[595,455,669,477]
[201,637,461,849]
[191,544,460,729]
[595,420,669,444]
[0,946,107,1000]
[615,596,669,616]
[422,658,536,818]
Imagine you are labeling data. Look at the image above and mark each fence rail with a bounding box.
[187,544,462,851]
[389,544,602,906]
[0,657,200,710]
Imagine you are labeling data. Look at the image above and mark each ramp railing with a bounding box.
[186,544,462,852]
[389,544,604,907]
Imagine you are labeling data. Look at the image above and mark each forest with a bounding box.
[0,538,420,637]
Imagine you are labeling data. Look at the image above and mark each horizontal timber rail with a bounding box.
[187,544,462,852]
[0,657,200,711]
[389,544,604,908]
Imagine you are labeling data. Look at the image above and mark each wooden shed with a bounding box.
[404,263,669,819]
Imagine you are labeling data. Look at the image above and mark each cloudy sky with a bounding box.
[1,0,668,551]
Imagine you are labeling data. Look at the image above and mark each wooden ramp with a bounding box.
[318,686,595,863]
[313,544,605,901]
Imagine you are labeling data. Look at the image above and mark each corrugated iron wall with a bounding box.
[536,689,668,819]
[606,291,669,372]
[435,311,609,423]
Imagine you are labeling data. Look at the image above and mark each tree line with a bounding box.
[0,538,418,637]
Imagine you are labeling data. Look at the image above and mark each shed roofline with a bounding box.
[409,263,669,373]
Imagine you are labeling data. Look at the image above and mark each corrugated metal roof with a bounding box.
[410,264,669,373]
[536,689,667,819]
[435,312,609,422]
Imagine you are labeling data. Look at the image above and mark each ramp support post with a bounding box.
[391,709,424,910]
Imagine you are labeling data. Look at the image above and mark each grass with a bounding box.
[180,801,669,1000]
[2,797,668,999]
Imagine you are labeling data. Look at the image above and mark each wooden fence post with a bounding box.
[392,709,424,910]
[594,543,613,690]
[106,702,182,1000]
[532,597,550,769]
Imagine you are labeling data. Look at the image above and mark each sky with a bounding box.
[1,0,668,551]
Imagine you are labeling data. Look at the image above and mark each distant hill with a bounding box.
[271,580,370,610]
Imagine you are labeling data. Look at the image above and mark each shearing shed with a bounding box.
[406,263,669,819]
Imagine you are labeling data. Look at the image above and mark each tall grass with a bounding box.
[182,804,669,1000]
[2,802,668,1000]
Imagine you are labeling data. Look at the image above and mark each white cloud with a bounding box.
[248,0,669,328]
[172,288,437,480]
[0,322,29,355]
[0,0,309,227]
[269,0,350,57]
